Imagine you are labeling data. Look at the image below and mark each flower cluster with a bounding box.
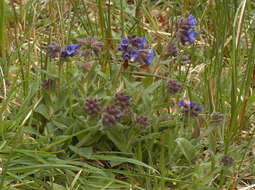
[60,44,81,58]
[178,14,198,45]
[118,35,154,66]
[82,92,151,128]
[221,155,234,166]
[101,92,131,127]
[83,92,131,127]
[167,79,182,94]
[114,92,130,109]
[83,98,101,116]
[47,36,103,59]
[135,115,150,128]
[179,100,202,117]
[102,105,122,127]
[47,43,61,58]
[77,37,104,57]
[168,43,179,57]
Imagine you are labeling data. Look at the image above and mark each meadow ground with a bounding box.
[0,0,255,189]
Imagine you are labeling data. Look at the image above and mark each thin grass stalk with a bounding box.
[81,0,94,35]
[228,0,246,147]
[135,0,143,36]
[97,0,105,42]
[107,0,112,46]
[214,1,228,112]
[160,134,165,189]
[58,61,62,95]
[68,62,73,117]
[0,0,5,57]
[120,0,124,36]
[71,0,90,35]
[10,0,26,95]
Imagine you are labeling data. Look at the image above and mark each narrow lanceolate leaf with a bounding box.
[176,138,196,163]
[90,155,159,174]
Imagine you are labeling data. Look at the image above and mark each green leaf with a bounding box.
[90,155,159,173]
[176,138,196,163]
[51,183,66,190]
[209,134,216,153]
[69,145,93,159]
[142,76,153,88]
[35,104,51,120]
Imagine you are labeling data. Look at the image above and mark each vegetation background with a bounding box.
[0,0,255,189]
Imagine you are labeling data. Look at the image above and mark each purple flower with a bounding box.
[130,50,139,59]
[77,37,104,57]
[60,50,68,58]
[178,14,198,45]
[118,35,154,66]
[179,100,202,117]
[179,100,186,106]
[115,92,130,109]
[188,14,196,27]
[118,44,124,51]
[187,30,198,44]
[137,37,146,49]
[146,49,154,65]
[47,42,61,58]
[116,114,122,119]
[189,102,196,107]
[124,95,130,100]
[122,52,130,59]
[65,44,80,56]
[121,38,129,47]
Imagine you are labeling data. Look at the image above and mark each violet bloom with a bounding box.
[167,79,182,94]
[118,35,154,66]
[179,100,202,117]
[188,14,196,27]
[65,44,80,56]
[178,14,198,45]
[114,92,130,109]
[187,30,198,44]
[130,50,139,60]
[47,42,61,58]
[120,38,129,47]
[115,114,123,119]
[77,37,104,57]
[146,49,154,66]
[137,37,147,49]
[60,44,80,58]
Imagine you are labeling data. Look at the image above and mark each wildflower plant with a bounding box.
[4,1,253,189]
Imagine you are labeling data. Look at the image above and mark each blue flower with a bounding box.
[124,95,130,100]
[137,37,146,49]
[146,49,154,66]
[60,50,68,58]
[188,14,196,27]
[179,100,186,106]
[179,100,202,117]
[187,30,198,44]
[121,38,129,47]
[115,114,122,119]
[118,44,124,51]
[65,44,80,56]
[189,101,196,107]
[122,52,130,59]
[130,50,139,59]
